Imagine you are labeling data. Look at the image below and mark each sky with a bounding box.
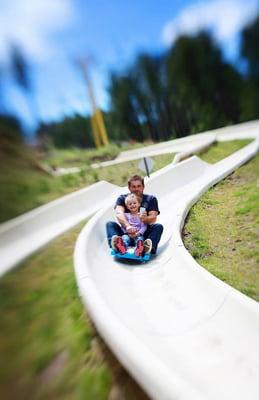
[0,0,258,133]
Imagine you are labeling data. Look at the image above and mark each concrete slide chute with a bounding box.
[74,128,259,399]
[91,133,216,168]
[0,181,121,277]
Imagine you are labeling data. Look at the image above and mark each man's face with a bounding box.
[128,179,144,197]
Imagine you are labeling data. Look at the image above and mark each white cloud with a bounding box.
[162,0,259,48]
[0,0,75,63]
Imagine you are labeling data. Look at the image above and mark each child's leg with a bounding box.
[122,234,131,249]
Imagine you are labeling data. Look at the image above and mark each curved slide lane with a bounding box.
[74,127,259,399]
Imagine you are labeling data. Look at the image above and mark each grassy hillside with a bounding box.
[184,152,259,301]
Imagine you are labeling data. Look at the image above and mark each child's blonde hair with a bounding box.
[125,193,140,205]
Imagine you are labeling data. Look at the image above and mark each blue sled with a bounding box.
[111,248,150,262]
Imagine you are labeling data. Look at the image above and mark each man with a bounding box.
[106,175,163,256]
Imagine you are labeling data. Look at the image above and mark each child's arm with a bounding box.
[137,221,147,236]
[124,213,138,236]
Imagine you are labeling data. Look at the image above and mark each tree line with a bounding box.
[1,15,259,148]
[106,15,259,143]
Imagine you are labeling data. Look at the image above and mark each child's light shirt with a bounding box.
[122,213,147,235]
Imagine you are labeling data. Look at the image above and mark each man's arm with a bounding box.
[139,210,158,225]
[115,205,128,227]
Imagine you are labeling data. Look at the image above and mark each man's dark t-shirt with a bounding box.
[115,194,160,215]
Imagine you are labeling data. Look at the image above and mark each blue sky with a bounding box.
[0,0,258,133]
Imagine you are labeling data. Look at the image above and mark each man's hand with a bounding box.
[139,210,158,225]
[139,211,147,223]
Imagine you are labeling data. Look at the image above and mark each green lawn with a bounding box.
[0,138,256,399]
[0,223,113,400]
[199,139,251,163]
[42,142,146,168]
[184,151,259,301]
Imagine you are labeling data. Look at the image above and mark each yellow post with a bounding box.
[90,114,102,148]
[94,109,109,146]
[78,59,109,148]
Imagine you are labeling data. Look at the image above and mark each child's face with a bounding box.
[126,199,139,213]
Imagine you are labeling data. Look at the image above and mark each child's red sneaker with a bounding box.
[116,237,127,254]
[134,239,144,257]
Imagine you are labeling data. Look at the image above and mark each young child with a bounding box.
[112,193,152,257]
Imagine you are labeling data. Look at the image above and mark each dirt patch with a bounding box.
[38,350,68,385]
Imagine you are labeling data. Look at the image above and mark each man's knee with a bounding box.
[156,223,163,232]
[153,223,163,236]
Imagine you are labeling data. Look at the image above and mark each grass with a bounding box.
[0,223,112,400]
[199,139,251,163]
[43,144,121,167]
[42,142,147,168]
[0,138,255,399]
[183,152,259,301]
